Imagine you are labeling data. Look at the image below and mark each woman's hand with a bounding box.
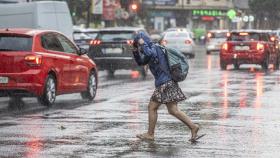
[138,38,145,45]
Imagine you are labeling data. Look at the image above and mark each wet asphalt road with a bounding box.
[1,46,280,157]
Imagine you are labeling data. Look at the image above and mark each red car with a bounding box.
[0,28,98,106]
[220,30,279,70]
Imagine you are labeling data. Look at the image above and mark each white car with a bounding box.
[206,30,229,54]
[161,31,195,58]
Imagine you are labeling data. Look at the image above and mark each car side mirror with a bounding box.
[78,48,87,55]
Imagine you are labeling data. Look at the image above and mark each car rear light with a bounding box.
[25,55,42,66]
[239,32,249,36]
[127,40,134,45]
[222,43,228,51]
[185,39,192,44]
[207,33,212,38]
[270,36,276,42]
[257,43,264,51]
[226,32,231,37]
[90,40,101,45]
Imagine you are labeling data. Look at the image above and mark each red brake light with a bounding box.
[222,43,228,51]
[25,55,42,66]
[90,40,101,45]
[226,32,231,37]
[127,40,134,45]
[239,32,248,36]
[257,43,264,51]
[270,36,276,42]
[185,39,192,44]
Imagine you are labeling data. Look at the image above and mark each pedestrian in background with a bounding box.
[132,32,201,142]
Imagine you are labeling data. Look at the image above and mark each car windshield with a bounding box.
[73,32,91,40]
[0,35,32,51]
[97,31,134,42]
[209,32,227,38]
[165,32,190,38]
[229,33,260,41]
[86,32,98,39]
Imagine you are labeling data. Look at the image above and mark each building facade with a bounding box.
[142,0,234,32]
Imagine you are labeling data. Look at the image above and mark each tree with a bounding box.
[249,0,280,29]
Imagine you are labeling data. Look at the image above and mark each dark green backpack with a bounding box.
[157,44,189,82]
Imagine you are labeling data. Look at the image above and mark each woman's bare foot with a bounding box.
[190,124,199,141]
[136,133,154,141]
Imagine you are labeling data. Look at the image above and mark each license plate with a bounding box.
[235,46,250,51]
[103,48,122,54]
[0,77,8,84]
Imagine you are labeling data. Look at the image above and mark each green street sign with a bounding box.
[192,9,225,17]
[227,9,236,20]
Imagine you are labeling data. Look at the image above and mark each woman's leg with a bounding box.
[137,100,161,140]
[166,102,199,139]
[147,100,161,136]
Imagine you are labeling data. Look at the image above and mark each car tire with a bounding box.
[206,51,211,55]
[262,54,269,70]
[81,70,97,101]
[234,63,240,70]
[220,61,227,70]
[8,97,24,110]
[38,74,56,107]
[107,69,115,78]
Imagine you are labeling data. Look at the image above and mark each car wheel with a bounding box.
[220,61,227,70]
[81,70,97,101]
[262,54,269,70]
[206,51,211,55]
[234,63,240,70]
[38,74,56,107]
[107,69,115,78]
[8,97,24,110]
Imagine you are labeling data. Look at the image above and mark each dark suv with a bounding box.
[88,27,148,78]
[220,30,279,70]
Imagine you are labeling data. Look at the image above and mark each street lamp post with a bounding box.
[86,0,91,28]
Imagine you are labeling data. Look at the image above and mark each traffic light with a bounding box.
[130,3,138,13]
[131,4,137,11]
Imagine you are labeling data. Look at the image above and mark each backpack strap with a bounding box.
[155,44,172,78]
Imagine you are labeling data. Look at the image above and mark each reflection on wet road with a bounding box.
[0,46,280,157]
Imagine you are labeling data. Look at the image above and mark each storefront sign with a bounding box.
[143,0,176,6]
[92,0,103,14]
[102,0,120,20]
[201,16,215,21]
[192,9,226,17]
[150,11,174,17]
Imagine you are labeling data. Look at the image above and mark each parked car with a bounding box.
[0,28,98,106]
[88,27,148,78]
[0,1,73,40]
[161,31,195,58]
[73,27,99,50]
[84,28,99,39]
[220,30,279,70]
[206,30,229,54]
